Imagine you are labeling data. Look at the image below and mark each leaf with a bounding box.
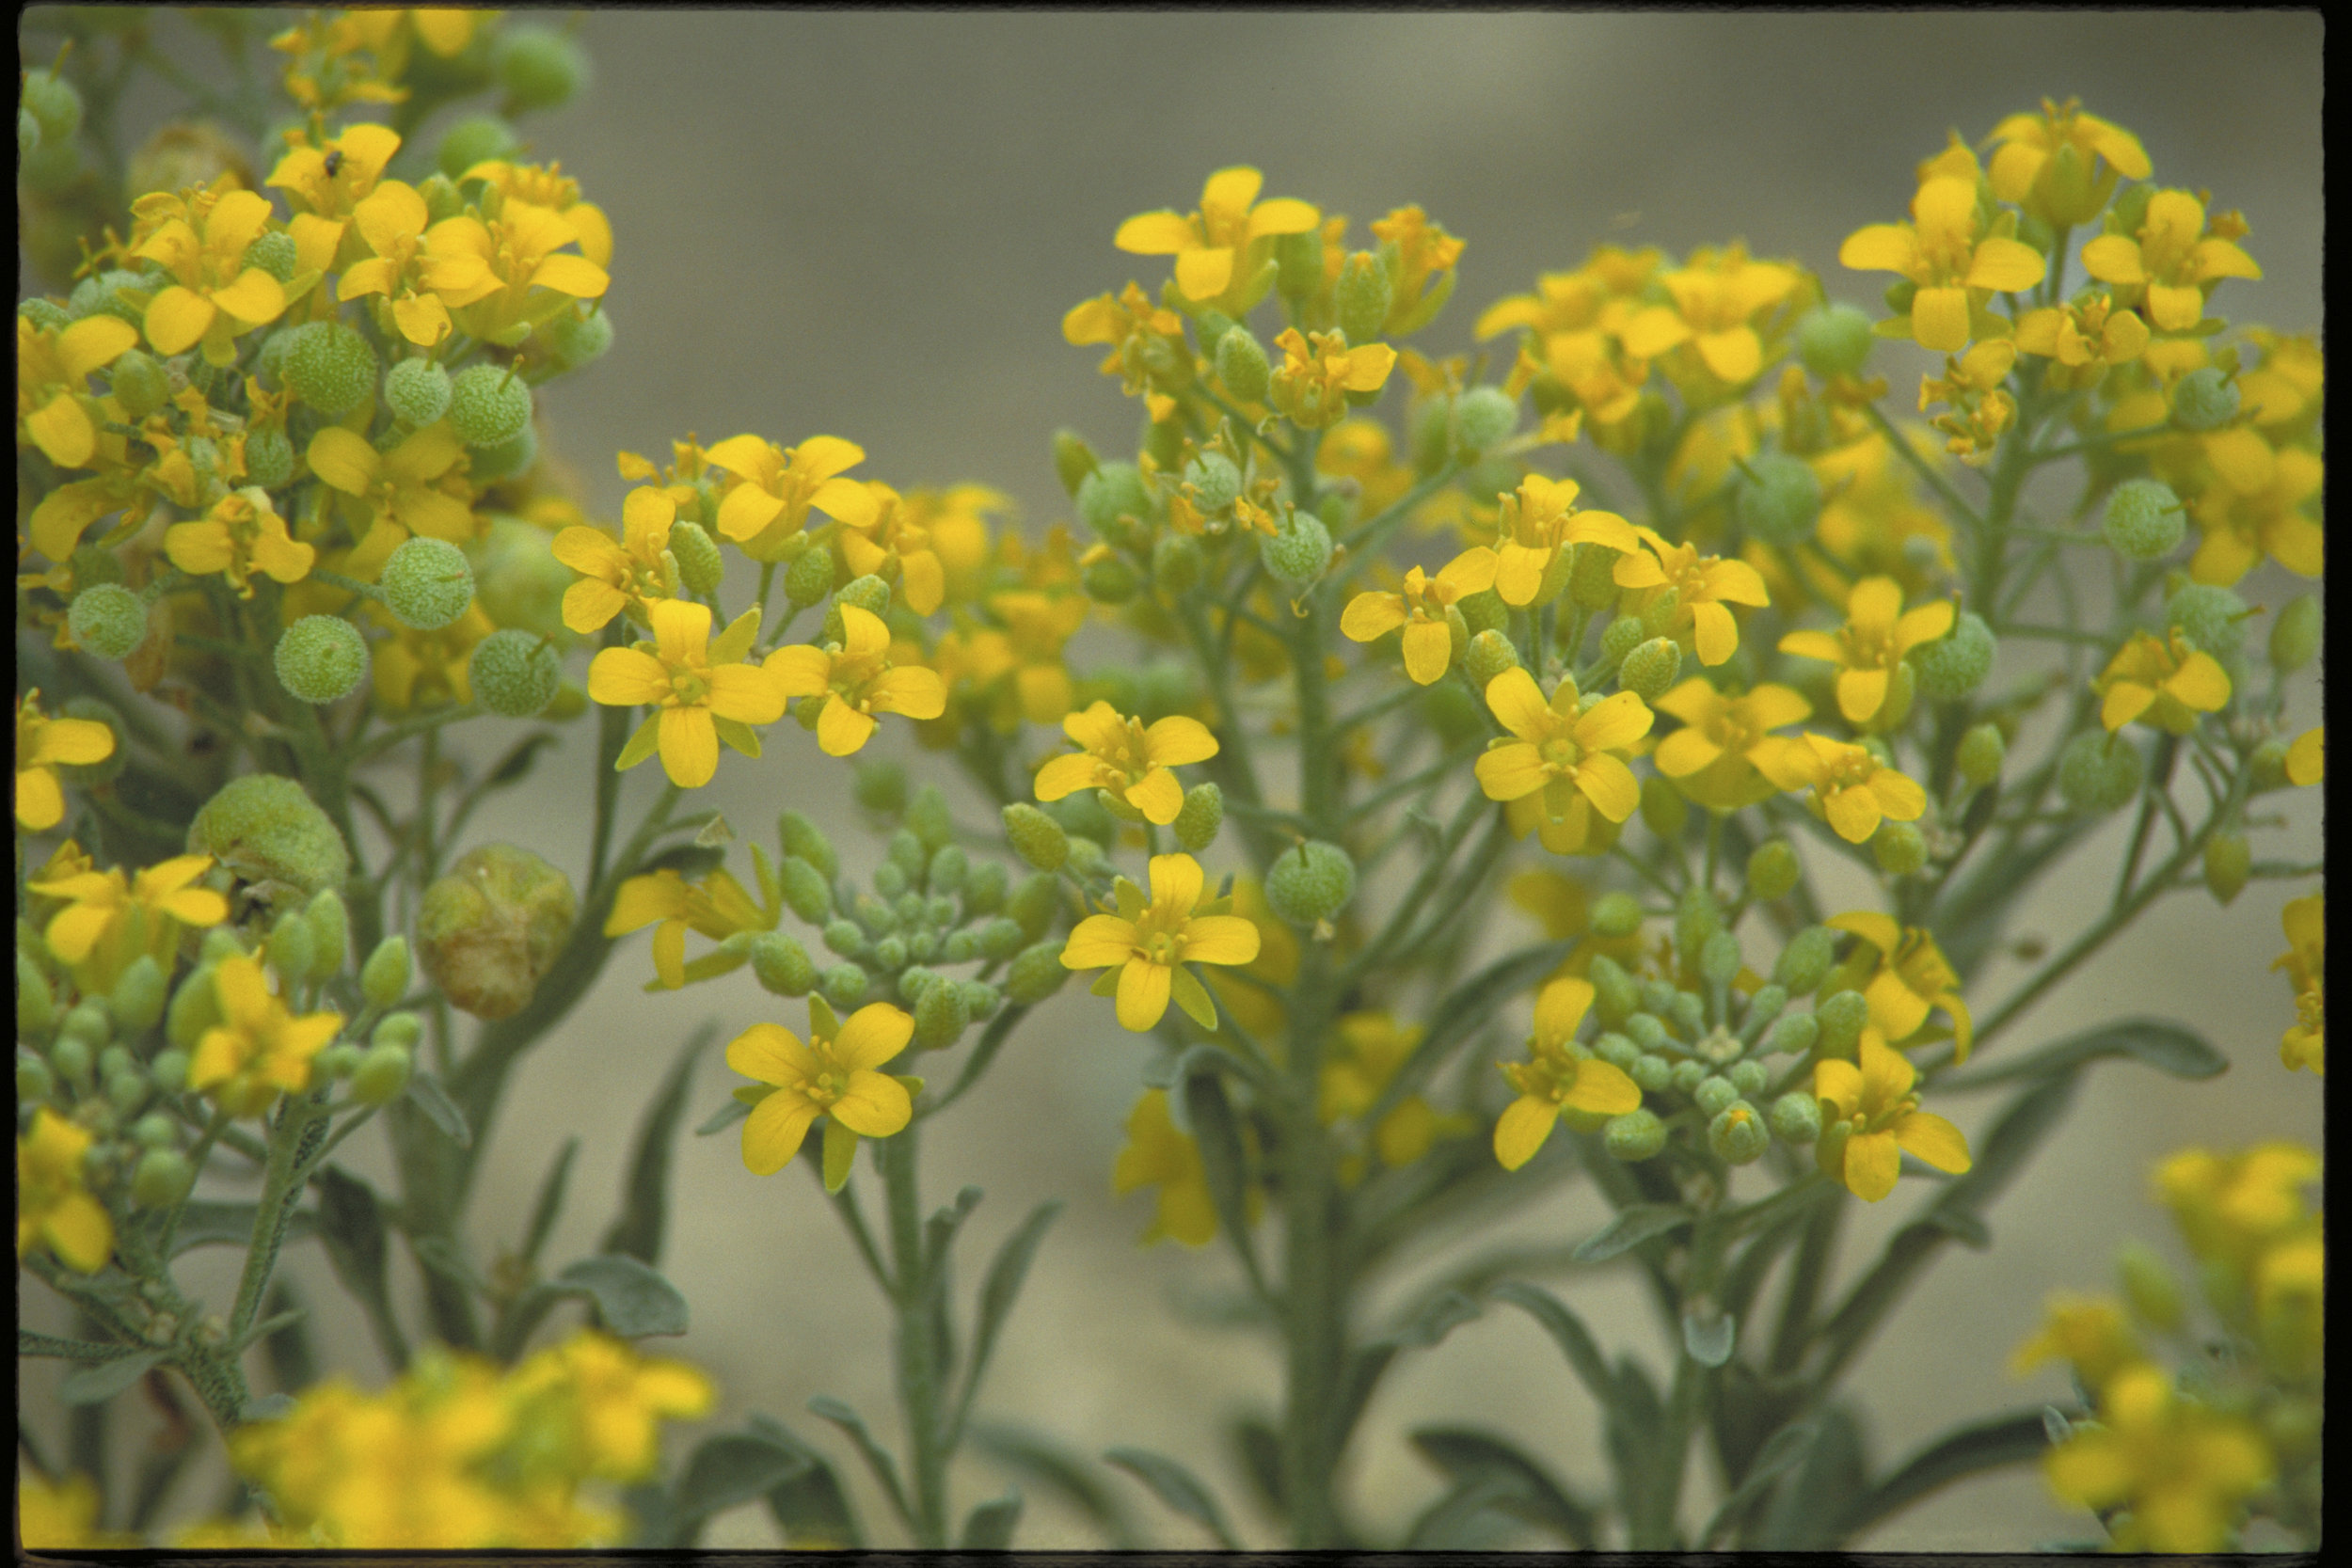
[1682,1304,1737,1367]
[922,1184,986,1307]
[1333,1291,1484,1459]
[1608,1354,1665,1533]
[958,1200,1061,1436]
[168,1199,317,1257]
[1920,1206,1991,1249]
[406,1069,472,1148]
[315,1165,392,1322]
[61,1350,166,1405]
[1103,1446,1242,1550]
[523,1136,581,1268]
[1405,1471,1531,1550]
[749,1413,864,1549]
[696,1097,751,1136]
[485,731,562,790]
[1700,1419,1815,1546]
[1757,1400,1868,1550]
[1180,1066,1260,1281]
[1842,1408,2055,1542]
[410,1233,488,1295]
[967,1419,1139,1549]
[1231,1416,1284,1518]
[18,1331,146,1363]
[1938,1017,2228,1092]
[808,1395,911,1533]
[959,1487,1023,1548]
[671,1430,812,1528]
[1486,1281,1614,1410]
[602,1024,714,1265]
[553,1253,690,1338]
[1408,1425,1596,1547]
[1573,1202,1694,1263]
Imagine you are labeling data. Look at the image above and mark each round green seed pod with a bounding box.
[351,1044,413,1106]
[379,536,476,630]
[819,963,869,1008]
[1737,453,1822,548]
[869,934,909,972]
[108,347,170,420]
[1215,327,1271,404]
[1454,386,1519,455]
[1619,636,1684,701]
[493,24,591,113]
[316,1043,361,1081]
[1598,614,1647,671]
[469,422,538,484]
[1174,783,1224,852]
[2101,478,2185,561]
[1745,840,1800,901]
[822,919,867,959]
[978,911,1027,960]
[546,306,613,371]
[189,774,350,900]
[1666,1058,1708,1095]
[22,70,84,144]
[2169,366,2240,432]
[1462,628,1519,689]
[1873,820,1929,876]
[1265,839,1357,927]
[745,933,814,997]
[1770,1089,1822,1145]
[274,615,370,704]
[383,356,453,427]
[49,1035,92,1087]
[1002,804,1070,872]
[1957,721,2006,787]
[447,363,533,448]
[1604,1108,1668,1162]
[1627,1053,1672,1093]
[2057,730,2146,815]
[437,114,521,179]
[1261,511,1332,586]
[360,936,411,1008]
[132,1113,176,1149]
[20,295,71,331]
[1076,463,1152,541]
[467,629,562,717]
[243,427,294,488]
[2269,595,2320,673]
[284,322,378,416]
[1182,451,1242,515]
[414,844,577,1020]
[834,576,893,626]
[1693,1074,1740,1117]
[68,270,146,327]
[2165,582,2250,658]
[1796,303,1875,379]
[1709,1101,1771,1164]
[132,1148,194,1209]
[68,584,149,659]
[1005,942,1071,1005]
[1911,610,1994,700]
[1814,990,1870,1058]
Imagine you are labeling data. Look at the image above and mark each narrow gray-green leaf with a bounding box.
[555,1253,690,1338]
[19,1331,144,1363]
[958,1200,1061,1436]
[1844,1408,2056,1541]
[671,1430,811,1524]
[602,1024,714,1265]
[966,1419,1139,1549]
[959,1486,1023,1549]
[168,1199,317,1256]
[61,1349,166,1405]
[1700,1419,1815,1545]
[406,1069,471,1148]
[1487,1281,1613,1409]
[1408,1425,1595,1547]
[695,1097,751,1136]
[1181,1068,1259,1281]
[522,1136,581,1268]
[1758,1400,1868,1549]
[1573,1202,1694,1263]
[1104,1446,1241,1550]
[1938,1017,2227,1093]
[316,1165,391,1317]
[410,1233,487,1295]
[808,1394,910,1533]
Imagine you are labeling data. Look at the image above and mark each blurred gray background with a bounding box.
[24,10,2324,1550]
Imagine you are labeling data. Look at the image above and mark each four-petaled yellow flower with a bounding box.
[1651,677,1812,812]
[1061,853,1262,1032]
[31,850,229,993]
[307,422,476,566]
[1339,546,1499,685]
[1613,530,1771,666]
[1987,99,2152,226]
[17,1108,114,1274]
[1114,166,1321,310]
[15,692,118,832]
[1813,1028,1972,1202]
[267,121,402,273]
[164,486,316,596]
[1619,243,1802,385]
[1826,911,1973,1061]
[2272,894,2322,1075]
[2185,438,2322,587]
[2010,1293,2144,1388]
[1268,326,1398,430]
[339,180,459,345]
[18,313,141,469]
[2013,293,2150,390]
[704,434,881,561]
[1490,474,1639,607]
[1368,204,1466,337]
[841,482,956,615]
[1474,669,1652,839]
[766,605,949,757]
[1755,733,1929,844]
[2155,1142,2319,1278]
[1321,1010,1470,1180]
[1032,700,1219,825]
[2096,629,2229,735]
[133,185,292,363]
[2081,190,2262,333]
[1494,976,1644,1170]
[589,599,787,788]
[605,856,780,990]
[728,999,916,1188]
[553,485,677,633]
[1778,576,1954,728]
[1113,1088,1222,1247]
[2043,1362,2272,1553]
[1838,175,2047,353]
[504,1330,715,1483]
[423,201,611,346]
[190,954,344,1117]
[1919,339,2020,464]
[1063,281,1190,398]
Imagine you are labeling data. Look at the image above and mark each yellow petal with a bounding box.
[817,700,878,756]
[1842,1130,1901,1201]
[1400,620,1453,685]
[1475,742,1549,802]
[1061,914,1138,970]
[741,1093,818,1176]
[1125,767,1185,825]
[1174,246,1235,301]
[1909,287,1971,354]
[659,707,720,788]
[834,1003,915,1072]
[1116,959,1173,1031]
[1894,1110,1971,1174]
[1144,715,1220,768]
[588,646,670,706]
[1573,753,1641,824]
[1113,211,1195,256]
[832,1069,913,1137]
[1492,1096,1558,1171]
[1340,592,1408,641]
[1179,915,1262,968]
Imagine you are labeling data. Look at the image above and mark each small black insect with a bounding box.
[323,149,344,179]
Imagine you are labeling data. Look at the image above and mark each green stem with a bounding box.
[882,1127,948,1547]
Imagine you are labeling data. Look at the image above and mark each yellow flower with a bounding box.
[727,999,916,1178]
[2013,293,2150,391]
[1368,205,1465,335]
[505,1330,715,1482]
[839,481,964,616]
[2185,439,2322,586]
[1507,868,1646,979]
[1778,576,1954,728]
[1813,1029,1971,1202]
[2081,190,2262,333]
[766,604,948,757]
[1917,339,2020,464]
[2044,1362,2271,1553]
[552,485,677,633]
[1322,1010,1470,1178]
[588,599,787,788]
[15,691,118,832]
[1613,531,1771,666]
[307,421,476,567]
[605,856,780,990]
[369,602,491,712]
[1488,474,1639,607]
[1618,243,1803,386]
[1061,853,1262,1032]
[266,121,402,273]
[2272,894,2322,1075]
[459,159,614,268]
[2155,1143,2319,1275]
[17,1109,114,1274]
[189,955,343,1117]
[31,850,228,993]
[703,434,881,562]
[1987,99,2152,225]
[1112,1088,1220,1247]
[423,201,611,346]
[1063,280,1190,399]
[164,485,316,596]
[1493,977,1643,1170]
[17,313,141,468]
[1114,166,1320,311]
[1754,733,1928,845]
[1838,175,2047,352]
[338,179,458,345]
[1339,546,1499,685]
[1650,677,1812,812]
[1825,912,1973,1060]
[1475,669,1651,842]
[16,1468,143,1548]
[1268,326,1397,430]
[2010,1293,2144,1388]
[1203,874,1299,1040]
[2283,726,2322,788]
[1032,700,1218,826]
[131,184,290,362]
[2096,630,2230,735]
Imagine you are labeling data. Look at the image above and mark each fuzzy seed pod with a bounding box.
[414,845,577,1020]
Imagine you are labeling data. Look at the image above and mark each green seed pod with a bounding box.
[1604,1108,1668,1162]
[1215,325,1271,404]
[2057,730,2146,815]
[913,975,971,1051]
[22,69,84,143]
[1003,804,1070,872]
[166,968,220,1053]
[379,536,476,630]
[96,1044,133,1082]
[20,296,71,331]
[1454,386,1519,455]
[108,347,170,420]
[1873,820,1929,876]
[1624,1012,1669,1053]
[1640,587,1683,641]
[1565,543,1622,610]
[274,615,370,704]
[778,541,834,608]
[1152,530,1205,596]
[266,911,316,991]
[132,1148,194,1209]
[68,270,146,328]
[870,934,909,972]
[1619,636,1683,701]
[371,1011,423,1051]
[104,1066,146,1116]
[1003,942,1069,1005]
[68,584,149,660]
[819,963,869,1008]
[1181,451,1242,515]
[1957,721,2006,787]
[2169,366,2240,432]
[1629,1053,1674,1092]
[414,845,577,1020]
[1668,990,1707,1039]
[1744,840,1800,902]
[546,306,613,371]
[1174,783,1224,852]
[189,774,351,901]
[446,363,533,448]
[1459,628,1518,689]
[1264,839,1357,927]
[466,629,563,718]
[961,862,1008,918]
[2115,1239,2186,1333]
[1694,1074,1740,1117]
[1769,1089,1822,1145]
[943,930,978,963]
[1335,251,1393,345]
[1796,303,1875,379]
[1736,453,1823,548]
[1082,554,1142,604]
[778,810,839,880]
[1008,872,1061,942]
[1598,614,1647,672]
[923,846,968,900]
[1698,929,1742,990]
[765,861,825,927]
[1445,591,1502,641]
[2247,738,2290,793]
[360,936,411,1009]
[151,1049,189,1092]
[1669,1058,1709,1095]
[2202,833,2251,906]
[437,113,521,179]
[1742,982,1788,1034]
[1727,1058,1769,1097]
[383,356,453,427]
[244,427,294,488]
[1261,511,1332,586]
[852,892,898,938]
[18,953,56,1036]
[475,420,542,485]
[897,967,939,1006]
[132,1113,176,1149]
[1593,1032,1642,1070]
[351,1044,413,1106]
[1709,1101,1770,1164]
[1052,429,1100,498]
[2101,478,2185,561]
[49,1035,93,1087]
[2268,595,2320,673]
[2164,582,2251,658]
[200,928,246,967]
[822,919,867,959]
[316,1043,361,1080]
[961,980,1001,1021]
[284,321,378,416]
[1588,955,1639,1025]
[1075,463,1152,541]
[1639,979,1677,1017]
[1815,990,1870,1059]
[494,24,591,112]
[1641,774,1689,841]
[648,518,718,597]
[1911,610,1994,700]
[303,889,350,982]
